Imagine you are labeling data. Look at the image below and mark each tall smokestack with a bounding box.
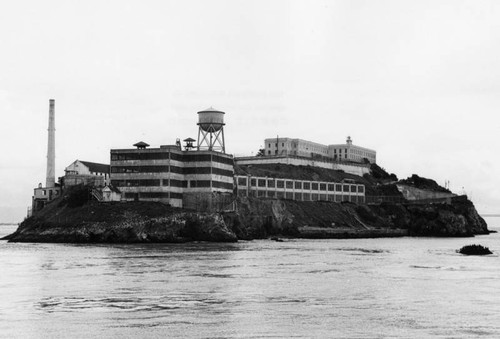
[46,99,56,188]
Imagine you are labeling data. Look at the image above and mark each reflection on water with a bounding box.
[1,219,500,338]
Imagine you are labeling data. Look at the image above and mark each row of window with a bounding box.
[110,165,233,177]
[236,177,364,193]
[111,179,233,190]
[123,192,183,199]
[111,151,234,165]
[240,190,365,203]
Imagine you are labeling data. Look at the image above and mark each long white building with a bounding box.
[264,136,376,164]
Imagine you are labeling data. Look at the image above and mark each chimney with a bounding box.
[46,99,56,188]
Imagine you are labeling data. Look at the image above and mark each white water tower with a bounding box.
[197,107,226,153]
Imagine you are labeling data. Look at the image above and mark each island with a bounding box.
[4,163,488,243]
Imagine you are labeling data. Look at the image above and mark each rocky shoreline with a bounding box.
[4,191,489,243]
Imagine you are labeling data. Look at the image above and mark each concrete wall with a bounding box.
[65,175,106,187]
[65,160,109,186]
[396,185,456,201]
[235,156,370,177]
[32,186,61,212]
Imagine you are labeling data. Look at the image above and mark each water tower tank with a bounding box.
[197,107,225,132]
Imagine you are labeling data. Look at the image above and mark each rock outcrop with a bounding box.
[4,168,489,243]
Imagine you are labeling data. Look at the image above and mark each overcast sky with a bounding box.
[1,0,499,222]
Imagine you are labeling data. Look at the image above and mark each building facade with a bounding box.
[264,136,376,164]
[110,144,234,209]
[32,184,61,214]
[235,175,365,204]
[64,160,110,187]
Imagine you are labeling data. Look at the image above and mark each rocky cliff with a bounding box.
[5,192,488,243]
[4,166,489,243]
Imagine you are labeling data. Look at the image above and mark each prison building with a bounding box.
[64,160,110,187]
[110,143,234,209]
[235,175,365,204]
[264,136,376,164]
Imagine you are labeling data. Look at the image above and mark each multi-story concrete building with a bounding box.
[235,175,365,204]
[110,143,234,209]
[328,137,376,163]
[264,136,376,164]
[110,108,234,210]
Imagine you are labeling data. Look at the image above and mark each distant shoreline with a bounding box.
[481,215,500,217]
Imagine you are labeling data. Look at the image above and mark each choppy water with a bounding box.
[1,218,500,338]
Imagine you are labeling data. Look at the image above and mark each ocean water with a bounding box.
[1,218,499,339]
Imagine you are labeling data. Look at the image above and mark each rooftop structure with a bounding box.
[197,107,226,153]
[133,141,150,149]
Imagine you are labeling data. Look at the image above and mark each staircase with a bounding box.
[90,188,103,202]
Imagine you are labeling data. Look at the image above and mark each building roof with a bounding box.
[198,107,225,113]
[79,161,110,174]
[133,141,150,148]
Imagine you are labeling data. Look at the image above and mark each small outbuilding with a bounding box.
[101,185,122,202]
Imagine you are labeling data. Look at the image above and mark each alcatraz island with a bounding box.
[4,100,489,243]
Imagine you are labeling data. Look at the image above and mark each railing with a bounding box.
[90,188,103,202]
[365,196,455,205]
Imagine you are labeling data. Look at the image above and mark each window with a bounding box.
[320,183,326,191]
[277,180,284,188]
[268,179,275,188]
[237,177,247,186]
[295,181,302,189]
[258,179,266,187]
[286,181,293,189]
[311,183,318,190]
[303,182,310,190]
[250,178,256,187]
